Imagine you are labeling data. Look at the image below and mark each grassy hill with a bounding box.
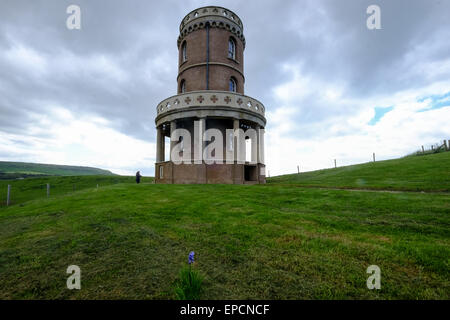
[0,161,115,179]
[268,152,450,192]
[0,153,448,300]
[0,175,148,207]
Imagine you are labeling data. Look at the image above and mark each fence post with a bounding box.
[373,152,376,162]
[297,165,299,174]
[421,145,424,153]
[334,159,336,168]
[7,185,11,206]
[47,183,50,198]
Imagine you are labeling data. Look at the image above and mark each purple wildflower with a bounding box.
[188,251,195,264]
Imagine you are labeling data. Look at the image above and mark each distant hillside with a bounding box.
[0,161,115,179]
[0,175,141,206]
[268,152,450,192]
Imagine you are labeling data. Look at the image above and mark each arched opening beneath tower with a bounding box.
[244,165,257,182]
[164,136,170,162]
[245,138,251,162]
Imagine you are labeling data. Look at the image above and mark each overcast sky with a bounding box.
[1,0,449,176]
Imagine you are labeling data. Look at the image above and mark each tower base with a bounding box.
[155,162,266,184]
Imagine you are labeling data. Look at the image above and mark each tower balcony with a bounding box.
[155,91,266,128]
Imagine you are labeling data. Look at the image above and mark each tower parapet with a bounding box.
[178,6,245,48]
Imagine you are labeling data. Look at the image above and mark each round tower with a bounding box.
[155,6,267,184]
[177,7,245,94]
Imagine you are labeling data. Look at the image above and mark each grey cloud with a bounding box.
[0,0,449,171]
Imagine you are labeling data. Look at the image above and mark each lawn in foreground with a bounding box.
[0,183,448,299]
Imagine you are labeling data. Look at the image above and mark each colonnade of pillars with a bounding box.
[155,118,264,164]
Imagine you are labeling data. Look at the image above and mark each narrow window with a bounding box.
[180,79,186,93]
[159,166,164,178]
[229,77,237,92]
[228,38,236,59]
[182,41,187,62]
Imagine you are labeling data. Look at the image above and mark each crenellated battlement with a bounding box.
[177,6,245,48]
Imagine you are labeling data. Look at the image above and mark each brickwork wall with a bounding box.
[177,27,245,93]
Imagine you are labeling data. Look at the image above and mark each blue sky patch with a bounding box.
[368,106,394,125]
[417,92,450,112]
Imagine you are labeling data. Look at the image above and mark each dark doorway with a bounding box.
[244,165,257,181]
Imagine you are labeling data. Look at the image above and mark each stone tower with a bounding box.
[155,6,267,184]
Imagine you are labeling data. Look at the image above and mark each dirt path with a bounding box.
[272,184,449,194]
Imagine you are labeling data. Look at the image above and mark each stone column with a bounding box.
[258,126,265,164]
[233,119,241,184]
[156,126,162,162]
[162,126,167,162]
[255,124,260,164]
[170,120,176,161]
[198,117,207,183]
[194,117,206,164]
[233,119,240,163]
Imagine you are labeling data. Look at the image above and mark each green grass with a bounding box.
[175,265,204,300]
[268,152,450,192]
[0,153,448,299]
[0,175,151,207]
[0,161,115,179]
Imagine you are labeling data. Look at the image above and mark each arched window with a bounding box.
[180,79,186,93]
[181,41,187,62]
[228,38,236,59]
[229,77,237,92]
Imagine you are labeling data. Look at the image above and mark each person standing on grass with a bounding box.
[136,171,142,184]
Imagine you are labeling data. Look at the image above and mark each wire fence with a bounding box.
[1,176,147,207]
[289,139,449,175]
